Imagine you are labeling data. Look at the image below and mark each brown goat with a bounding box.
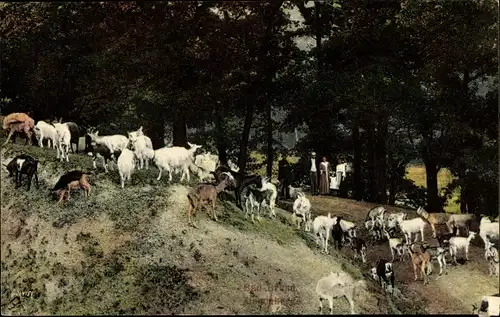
[187,176,233,226]
[416,206,451,238]
[2,113,35,146]
[57,174,91,203]
[408,243,433,285]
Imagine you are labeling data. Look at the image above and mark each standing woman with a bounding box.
[319,156,330,195]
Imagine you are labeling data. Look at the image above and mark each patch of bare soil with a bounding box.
[288,194,500,314]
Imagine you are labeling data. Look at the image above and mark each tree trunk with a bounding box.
[424,159,441,212]
[352,121,363,201]
[366,125,376,202]
[215,109,228,166]
[172,109,187,147]
[150,119,166,149]
[376,116,388,204]
[314,0,323,78]
[239,104,254,174]
[266,101,273,178]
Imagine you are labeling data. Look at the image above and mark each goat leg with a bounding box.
[4,129,14,145]
[212,199,218,221]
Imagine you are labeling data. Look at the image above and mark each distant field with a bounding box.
[247,152,461,213]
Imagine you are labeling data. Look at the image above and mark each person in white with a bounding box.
[310,152,318,195]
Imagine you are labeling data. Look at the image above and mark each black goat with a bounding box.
[350,237,368,263]
[65,122,85,153]
[213,166,262,208]
[371,259,395,295]
[84,133,121,172]
[4,154,39,190]
[332,216,344,251]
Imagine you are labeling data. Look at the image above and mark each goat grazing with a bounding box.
[153,143,202,183]
[315,271,366,314]
[52,171,91,203]
[117,148,136,189]
[365,206,386,229]
[312,214,337,253]
[447,213,475,236]
[53,122,72,162]
[87,130,129,161]
[449,231,477,263]
[34,121,58,149]
[395,214,427,244]
[4,154,39,190]
[479,216,500,250]
[473,296,500,317]
[383,230,408,262]
[407,243,433,285]
[370,259,395,294]
[194,152,219,182]
[292,192,312,231]
[2,112,35,145]
[484,241,499,277]
[416,206,451,238]
[187,175,234,226]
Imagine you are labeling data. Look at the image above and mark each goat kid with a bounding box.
[420,243,448,276]
[316,271,366,315]
[52,171,91,203]
[350,237,367,264]
[128,126,153,170]
[53,123,72,162]
[407,243,433,285]
[187,175,234,226]
[257,176,278,218]
[292,192,312,231]
[484,241,499,277]
[370,259,395,294]
[87,130,129,161]
[312,214,337,254]
[34,121,58,149]
[383,230,408,262]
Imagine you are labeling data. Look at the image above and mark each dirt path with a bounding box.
[152,185,387,315]
[282,194,500,314]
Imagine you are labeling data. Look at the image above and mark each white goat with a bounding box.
[292,192,312,231]
[449,231,477,262]
[315,271,366,315]
[194,152,219,182]
[383,230,408,262]
[53,123,71,162]
[88,130,129,161]
[395,214,427,244]
[153,143,202,183]
[473,296,500,317]
[340,219,357,243]
[128,126,153,170]
[34,121,57,149]
[484,240,499,277]
[117,148,136,189]
[257,176,278,218]
[312,214,337,253]
[479,216,500,250]
[288,184,304,200]
[365,206,386,228]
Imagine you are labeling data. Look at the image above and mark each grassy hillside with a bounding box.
[249,152,461,213]
[1,140,423,315]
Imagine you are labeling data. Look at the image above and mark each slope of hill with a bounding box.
[1,139,496,315]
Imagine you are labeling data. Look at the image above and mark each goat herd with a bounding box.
[2,112,499,315]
